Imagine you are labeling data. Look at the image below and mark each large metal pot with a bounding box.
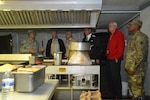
[68,42,91,65]
[69,42,90,51]
[53,52,62,65]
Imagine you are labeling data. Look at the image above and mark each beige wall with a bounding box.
[0,29,84,54]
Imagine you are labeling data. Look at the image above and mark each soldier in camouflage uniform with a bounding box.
[125,20,148,100]
[20,30,44,56]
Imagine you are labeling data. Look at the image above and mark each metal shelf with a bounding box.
[57,87,71,89]
[58,80,70,88]
[72,86,98,90]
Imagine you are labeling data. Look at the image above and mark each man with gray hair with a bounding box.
[106,22,125,100]
[20,30,44,56]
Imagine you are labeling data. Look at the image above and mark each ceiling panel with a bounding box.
[102,0,150,11]
[97,0,149,29]
[97,13,139,29]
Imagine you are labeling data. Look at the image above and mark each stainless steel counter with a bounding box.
[0,79,58,100]
[43,59,68,66]
[43,59,68,63]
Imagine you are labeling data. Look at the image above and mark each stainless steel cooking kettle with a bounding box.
[68,42,91,65]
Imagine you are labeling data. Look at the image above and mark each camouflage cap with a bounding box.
[27,30,36,34]
[129,19,143,27]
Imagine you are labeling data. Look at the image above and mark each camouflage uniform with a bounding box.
[20,39,40,56]
[125,31,148,99]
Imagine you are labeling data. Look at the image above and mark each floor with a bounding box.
[102,96,132,100]
[103,96,150,100]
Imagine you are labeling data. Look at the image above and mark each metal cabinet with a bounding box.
[46,65,100,100]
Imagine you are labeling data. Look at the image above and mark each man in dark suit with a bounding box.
[46,31,66,58]
[82,28,102,64]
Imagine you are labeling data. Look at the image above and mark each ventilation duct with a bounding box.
[0,0,102,29]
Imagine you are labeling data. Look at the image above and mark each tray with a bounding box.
[12,65,45,92]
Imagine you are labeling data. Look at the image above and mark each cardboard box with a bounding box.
[80,90,102,100]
